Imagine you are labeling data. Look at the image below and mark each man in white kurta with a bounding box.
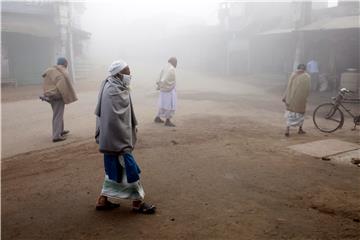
[154,57,177,127]
[307,59,319,91]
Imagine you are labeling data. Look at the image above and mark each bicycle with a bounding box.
[313,88,360,133]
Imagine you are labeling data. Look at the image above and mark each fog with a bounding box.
[2,1,358,88]
[2,3,360,238]
[81,0,224,74]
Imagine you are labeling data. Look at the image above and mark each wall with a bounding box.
[3,32,54,85]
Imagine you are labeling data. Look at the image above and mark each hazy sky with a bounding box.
[80,0,222,64]
[81,0,338,32]
[79,0,338,65]
[81,0,222,33]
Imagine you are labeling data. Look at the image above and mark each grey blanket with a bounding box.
[95,76,137,154]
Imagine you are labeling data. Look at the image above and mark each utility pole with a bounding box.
[292,1,312,70]
[67,2,76,82]
[56,1,75,81]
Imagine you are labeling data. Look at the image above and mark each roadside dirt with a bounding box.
[2,70,360,239]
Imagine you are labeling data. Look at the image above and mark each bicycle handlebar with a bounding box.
[340,88,350,93]
[339,88,354,95]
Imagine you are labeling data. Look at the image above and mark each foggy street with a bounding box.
[2,69,360,239]
[2,0,360,239]
[2,67,276,158]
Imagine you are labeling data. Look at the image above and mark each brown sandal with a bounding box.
[96,201,120,211]
[132,202,156,214]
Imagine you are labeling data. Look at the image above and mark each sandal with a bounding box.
[165,120,176,127]
[96,200,120,211]
[154,117,164,123]
[132,202,156,214]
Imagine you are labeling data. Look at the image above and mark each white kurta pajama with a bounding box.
[158,88,177,119]
[156,63,177,119]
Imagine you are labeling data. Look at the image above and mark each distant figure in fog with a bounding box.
[41,57,77,142]
[282,64,310,137]
[154,57,177,127]
[307,59,319,91]
[94,59,156,214]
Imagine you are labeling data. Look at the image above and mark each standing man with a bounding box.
[282,64,310,137]
[307,59,319,91]
[95,59,156,214]
[41,57,77,142]
[154,57,177,127]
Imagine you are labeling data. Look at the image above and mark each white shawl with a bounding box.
[156,63,176,92]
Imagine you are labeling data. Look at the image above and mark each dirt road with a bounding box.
[2,69,360,239]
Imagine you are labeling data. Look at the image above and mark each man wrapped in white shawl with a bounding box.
[154,57,178,127]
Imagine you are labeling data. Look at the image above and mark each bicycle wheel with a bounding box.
[313,103,344,133]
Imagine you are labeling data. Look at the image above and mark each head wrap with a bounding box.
[297,63,306,71]
[57,57,67,66]
[168,57,177,67]
[108,60,128,76]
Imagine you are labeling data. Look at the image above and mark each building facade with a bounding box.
[250,1,359,91]
[218,1,293,75]
[218,0,359,86]
[1,1,90,86]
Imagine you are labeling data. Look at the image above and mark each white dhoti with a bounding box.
[101,155,145,200]
[284,111,305,127]
[157,88,176,119]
